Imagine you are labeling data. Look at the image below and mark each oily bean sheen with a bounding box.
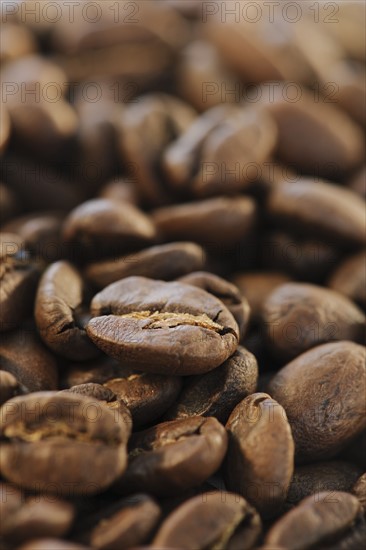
[266,179,366,247]
[264,491,362,550]
[0,330,58,392]
[0,482,75,546]
[164,346,258,424]
[262,282,365,361]
[225,393,295,518]
[286,462,362,509]
[62,199,157,261]
[87,277,239,375]
[268,341,366,462]
[178,271,250,338]
[90,495,161,550]
[153,491,261,550]
[115,417,228,496]
[35,261,98,361]
[328,251,366,309]
[0,392,129,495]
[85,242,206,288]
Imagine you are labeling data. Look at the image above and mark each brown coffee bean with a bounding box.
[232,272,291,324]
[164,346,258,424]
[115,417,227,497]
[90,494,161,550]
[99,178,139,206]
[262,86,364,178]
[286,461,362,509]
[353,473,366,514]
[0,233,40,331]
[62,199,157,262]
[268,341,366,462]
[153,491,261,550]
[0,370,25,405]
[16,540,90,550]
[119,94,196,205]
[0,104,11,154]
[266,179,366,247]
[153,196,257,249]
[35,261,98,360]
[178,271,250,338]
[0,23,36,64]
[85,242,206,289]
[261,282,365,361]
[0,330,58,392]
[265,492,362,550]
[225,393,294,518]
[104,373,182,429]
[164,106,277,196]
[0,482,75,546]
[87,276,239,375]
[0,392,130,495]
[328,251,366,309]
[348,165,366,198]
[63,357,125,388]
[0,182,18,225]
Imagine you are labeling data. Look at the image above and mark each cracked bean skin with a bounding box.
[86,276,239,375]
[0,392,130,495]
[153,491,261,550]
[115,416,228,497]
[225,392,295,519]
[35,261,99,361]
[268,341,366,463]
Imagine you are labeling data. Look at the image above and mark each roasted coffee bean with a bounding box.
[164,346,258,424]
[153,196,257,249]
[0,392,130,495]
[90,494,161,550]
[63,357,125,388]
[262,86,364,178]
[225,393,294,518]
[286,461,362,509]
[119,94,196,205]
[0,330,58,392]
[0,183,18,225]
[35,261,98,360]
[164,106,277,196]
[264,492,362,550]
[232,272,291,324]
[115,417,227,497]
[353,473,366,514]
[99,178,139,206]
[0,233,40,331]
[62,199,157,262]
[261,282,365,361]
[0,370,24,405]
[85,242,206,289]
[0,104,11,154]
[104,373,182,429]
[87,276,239,375]
[0,23,36,64]
[268,341,366,462]
[328,251,366,309]
[0,482,75,546]
[16,540,90,550]
[349,165,366,198]
[153,491,261,550]
[178,271,250,338]
[266,179,366,247]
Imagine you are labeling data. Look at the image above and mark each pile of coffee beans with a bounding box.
[1,1,365,549]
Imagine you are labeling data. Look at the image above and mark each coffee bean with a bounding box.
[87,276,239,375]
[153,196,257,249]
[35,261,98,360]
[353,473,366,515]
[0,233,40,331]
[0,482,75,546]
[328,251,366,309]
[0,183,18,225]
[0,22,36,64]
[115,417,227,496]
[63,357,125,388]
[178,271,250,338]
[286,461,362,509]
[264,492,362,550]
[268,341,366,462]
[164,346,257,423]
[0,392,130,495]
[0,104,11,154]
[16,540,90,550]
[104,373,182,429]
[266,179,366,247]
[90,494,161,550]
[153,491,261,550]
[0,330,58,392]
[261,282,365,361]
[225,392,295,518]
[85,242,206,289]
[62,199,157,262]
[0,370,24,405]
